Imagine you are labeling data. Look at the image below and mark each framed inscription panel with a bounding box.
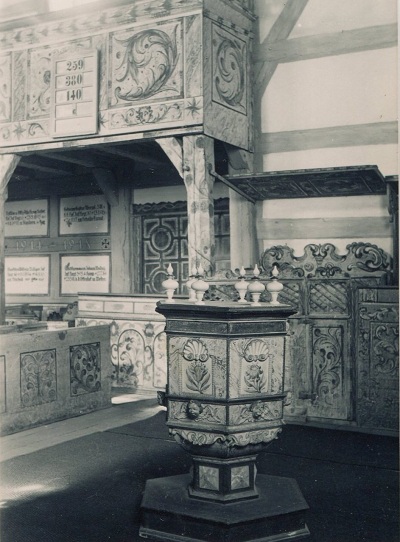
[59,194,109,235]
[60,254,110,295]
[5,256,50,295]
[5,199,49,238]
[50,50,99,138]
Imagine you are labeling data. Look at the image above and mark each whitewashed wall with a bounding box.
[257,195,392,257]
[254,0,397,257]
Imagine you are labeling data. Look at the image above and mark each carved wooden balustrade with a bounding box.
[204,242,398,435]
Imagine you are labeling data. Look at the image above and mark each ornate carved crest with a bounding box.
[260,242,391,279]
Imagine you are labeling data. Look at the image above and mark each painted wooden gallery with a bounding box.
[0,0,398,540]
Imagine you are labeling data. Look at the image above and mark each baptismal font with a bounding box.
[139,264,310,542]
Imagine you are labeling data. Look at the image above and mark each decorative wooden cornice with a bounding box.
[0,0,204,49]
[224,165,387,200]
[132,197,229,215]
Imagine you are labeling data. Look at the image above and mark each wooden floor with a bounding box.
[0,393,398,542]
[0,393,161,462]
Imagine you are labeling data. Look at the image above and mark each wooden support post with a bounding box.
[110,182,133,293]
[225,145,257,271]
[0,154,20,324]
[182,135,215,274]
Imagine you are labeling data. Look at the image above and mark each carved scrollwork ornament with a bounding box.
[260,242,391,279]
[171,428,282,448]
[114,28,179,102]
[214,35,245,108]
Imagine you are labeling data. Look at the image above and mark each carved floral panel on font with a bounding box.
[229,337,284,398]
[168,336,226,398]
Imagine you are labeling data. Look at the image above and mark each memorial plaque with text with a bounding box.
[59,195,109,235]
[5,256,50,295]
[60,254,110,295]
[5,199,49,238]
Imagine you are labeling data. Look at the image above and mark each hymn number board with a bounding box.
[50,50,99,138]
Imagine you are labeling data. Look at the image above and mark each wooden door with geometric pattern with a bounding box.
[133,199,230,294]
[133,201,189,295]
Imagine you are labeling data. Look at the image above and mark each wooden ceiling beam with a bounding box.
[11,171,32,182]
[14,165,37,178]
[42,150,98,168]
[255,23,398,64]
[257,121,398,155]
[19,155,76,175]
[95,145,166,168]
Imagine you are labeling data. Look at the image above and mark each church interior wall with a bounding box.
[0,0,397,434]
[256,194,392,258]
[253,0,397,263]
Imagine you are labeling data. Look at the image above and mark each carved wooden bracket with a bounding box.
[92,168,119,207]
[155,137,183,178]
[0,154,21,197]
